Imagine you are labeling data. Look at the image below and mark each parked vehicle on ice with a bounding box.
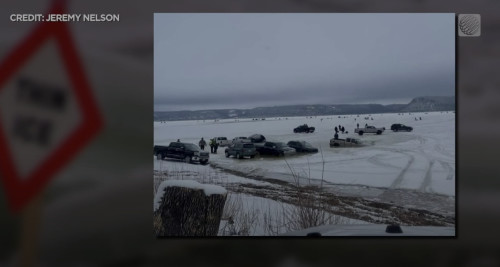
[390,124,413,132]
[225,142,258,159]
[232,136,251,144]
[256,141,295,156]
[329,137,362,147]
[293,124,315,133]
[287,140,318,153]
[154,142,209,165]
[214,136,230,146]
[354,125,385,135]
[249,134,266,143]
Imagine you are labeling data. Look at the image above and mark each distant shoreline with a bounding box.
[154,96,455,122]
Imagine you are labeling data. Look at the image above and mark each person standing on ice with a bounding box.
[199,138,206,151]
[357,123,359,128]
[209,139,215,153]
[214,141,219,154]
[334,126,338,133]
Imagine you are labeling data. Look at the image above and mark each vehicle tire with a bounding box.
[333,143,339,147]
[184,156,191,163]
[236,153,241,159]
[250,155,255,159]
[358,131,364,136]
[294,129,298,133]
[377,130,382,135]
[225,151,229,158]
[394,129,398,132]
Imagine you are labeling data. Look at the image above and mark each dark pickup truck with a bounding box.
[294,124,315,133]
[154,142,209,165]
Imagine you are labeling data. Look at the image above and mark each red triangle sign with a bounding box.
[0,3,103,212]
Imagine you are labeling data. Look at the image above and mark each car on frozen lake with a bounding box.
[287,140,318,153]
[225,142,258,159]
[214,136,230,146]
[256,141,295,156]
[248,134,266,143]
[329,137,362,147]
[354,125,385,135]
[390,124,413,132]
[293,124,315,133]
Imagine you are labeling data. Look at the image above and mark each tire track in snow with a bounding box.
[434,143,453,158]
[367,154,402,169]
[439,160,455,180]
[419,160,435,193]
[389,153,415,189]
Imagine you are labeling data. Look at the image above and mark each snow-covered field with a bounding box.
[154,111,455,235]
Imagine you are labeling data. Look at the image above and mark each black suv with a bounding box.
[391,124,413,132]
[248,134,266,143]
[293,124,315,133]
[225,143,258,159]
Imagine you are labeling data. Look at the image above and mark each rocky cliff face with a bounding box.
[402,96,455,112]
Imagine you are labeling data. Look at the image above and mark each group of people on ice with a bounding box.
[333,124,348,140]
[335,125,346,134]
[198,137,219,153]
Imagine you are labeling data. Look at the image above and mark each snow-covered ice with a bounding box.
[155,112,455,196]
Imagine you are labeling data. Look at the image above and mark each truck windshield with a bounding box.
[184,144,200,151]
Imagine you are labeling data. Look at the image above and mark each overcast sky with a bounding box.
[154,13,454,111]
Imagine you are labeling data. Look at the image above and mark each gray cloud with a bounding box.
[154,13,455,111]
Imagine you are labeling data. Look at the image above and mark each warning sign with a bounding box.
[0,3,102,211]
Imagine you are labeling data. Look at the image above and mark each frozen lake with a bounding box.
[154,111,455,197]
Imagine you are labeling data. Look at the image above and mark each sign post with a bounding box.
[1,1,102,266]
[0,1,102,212]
